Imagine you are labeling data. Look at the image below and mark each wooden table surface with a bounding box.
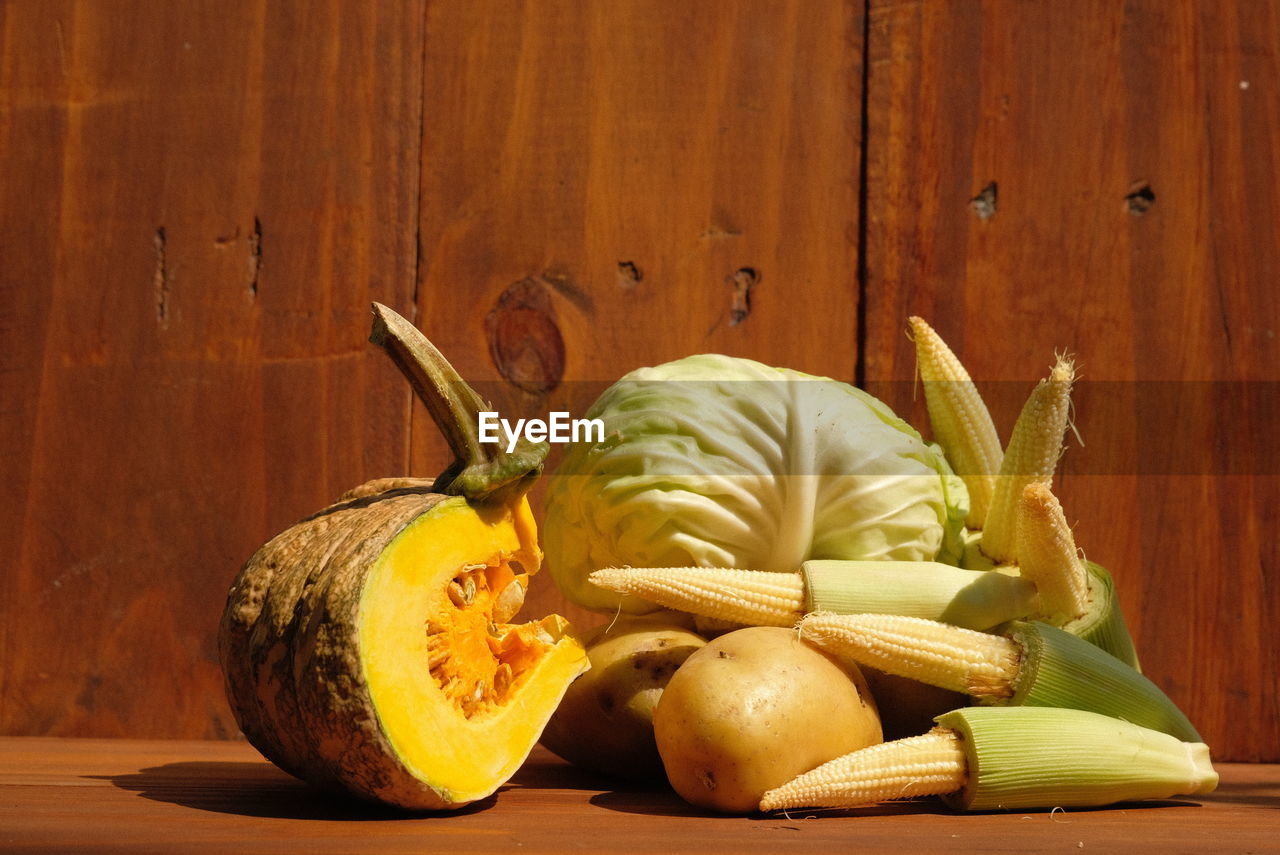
[2,738,1276,853]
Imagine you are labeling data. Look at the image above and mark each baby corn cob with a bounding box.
[994,481,1137,668]
[758,729,966,811]
[1016,482,1089,624]
[800,614,1195,741]
[908,317,1003,529]
[760,707,1218,813]
[1066,561,1139,669]
[589,560,1040,632]
[980,354,1076,564]
[799,613,1019,699]
[588,567,805,627]
[802,561,1037,631]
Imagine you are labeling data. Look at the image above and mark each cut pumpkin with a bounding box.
[218,304,588,810]
[360,496,587,803]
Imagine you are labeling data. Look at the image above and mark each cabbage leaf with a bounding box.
[545,354,968,612]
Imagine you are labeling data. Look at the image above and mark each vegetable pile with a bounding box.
[220,309,1214,817]
[543,316,1215,814]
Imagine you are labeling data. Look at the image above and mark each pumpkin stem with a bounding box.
[369,302,547,503]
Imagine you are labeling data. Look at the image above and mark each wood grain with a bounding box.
[414,0,864,627]
[3,737,1277,854]
[0,1,422,738]
[1,0,1276,764]
[861,0,1280,760]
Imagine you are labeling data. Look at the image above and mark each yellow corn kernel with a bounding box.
[799,613,1020,698]
[909,317,1003,528]
[1017,483,1090,624]
[980,354,1075,563]
[759,728,965,811]
[588,567,804,626]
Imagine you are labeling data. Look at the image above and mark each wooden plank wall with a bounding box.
[413,0,863,625]
[0,1,423,738]
[860,0,1279,763]
[1,1,1275,761]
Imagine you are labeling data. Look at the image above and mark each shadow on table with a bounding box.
[502,753,651,793]
[589,789,961,819]
[589,790,1209,820]
[88,762,496,821]
[1201,781,1280,810]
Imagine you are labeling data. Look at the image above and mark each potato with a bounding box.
[654,626,882,813]
[540,617,707,781]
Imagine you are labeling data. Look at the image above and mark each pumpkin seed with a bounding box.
[494,663,513,696]
[462,577,477,604]
[447,581,467,609]
[492,579,526,623]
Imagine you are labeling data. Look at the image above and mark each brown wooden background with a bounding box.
[2,1,1276,762]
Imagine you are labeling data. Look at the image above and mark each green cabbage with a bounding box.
[544,354,969,612]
